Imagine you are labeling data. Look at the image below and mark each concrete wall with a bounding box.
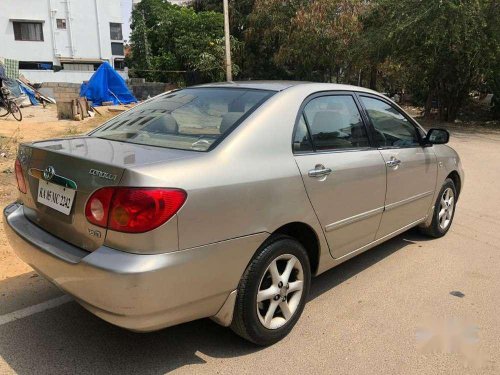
[40,82,82,119]
[128,81,177,101]
[0,1,54,63]
[20,69,129,84]
[39,82,81,102]
[0,0,124,67]
[37,81,176,106]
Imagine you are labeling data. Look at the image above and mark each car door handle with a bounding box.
[386,158,401,168]
[308,165,332,178]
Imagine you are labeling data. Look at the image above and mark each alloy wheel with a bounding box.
[256,254,304,330]
[438,187,455,230]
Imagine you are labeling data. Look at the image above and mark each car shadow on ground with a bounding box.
[0,229,428,374]
[0,271,62,316]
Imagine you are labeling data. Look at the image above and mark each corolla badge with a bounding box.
[43,166,56,181]
[89,169,117,181]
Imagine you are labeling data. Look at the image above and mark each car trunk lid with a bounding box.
[18,136,197,251]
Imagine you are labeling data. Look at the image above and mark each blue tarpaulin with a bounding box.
[18,81,39,106]
[80,62,136,106]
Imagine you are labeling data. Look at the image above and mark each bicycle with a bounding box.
[0,86,22,121]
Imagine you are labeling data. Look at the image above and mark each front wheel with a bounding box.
[231,236,311,345]
[419,178,457,237]
[9,101,22,121]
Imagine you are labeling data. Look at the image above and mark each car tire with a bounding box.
[231,235,311,346]
[419,178,457,238]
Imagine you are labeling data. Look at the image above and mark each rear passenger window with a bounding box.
[303,95,369,151]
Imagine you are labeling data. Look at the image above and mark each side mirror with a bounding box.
[424,128,449,145]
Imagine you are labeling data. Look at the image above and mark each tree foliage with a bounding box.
[129,0,239,83]
[130,0,499,120]
[275,0,366,81]
[369,0,497,120]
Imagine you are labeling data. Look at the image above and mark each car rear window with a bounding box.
[91,88,274,151]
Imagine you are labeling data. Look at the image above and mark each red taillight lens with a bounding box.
[15,158,27,194]
[85,188,186,233]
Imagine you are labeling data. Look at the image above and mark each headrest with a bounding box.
[220,112,244,134]
[312,111,345,133]
[326,102,344,111]
[144,114,178,134]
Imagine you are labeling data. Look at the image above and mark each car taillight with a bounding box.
[85,187,114,227]
[85,188,186,233]
[15,158,27,194]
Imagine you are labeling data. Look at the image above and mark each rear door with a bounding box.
[357,95,437,238]
[293,93,387,259]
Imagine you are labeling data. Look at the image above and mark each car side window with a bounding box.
[293,114,313,152]
[303,95,369,151]
[360,96,420,148]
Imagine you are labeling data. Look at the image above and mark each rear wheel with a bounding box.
[231,236,311,345]
[419,178,457,237]
[9,101,22,121]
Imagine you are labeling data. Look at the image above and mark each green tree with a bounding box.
[193,36,243,81]
[244,0,308,79]
[275,0,366,81]
[369,0,497,121]
[129,0,241,83]
[484,0,500,119]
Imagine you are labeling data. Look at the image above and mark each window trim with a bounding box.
[355,93,426,149]
[292,91,376,155]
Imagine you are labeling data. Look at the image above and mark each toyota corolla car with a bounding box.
[4,82,463,345]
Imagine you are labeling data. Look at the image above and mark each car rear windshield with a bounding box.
[91,87,274,151]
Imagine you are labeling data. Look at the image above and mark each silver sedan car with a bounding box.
[4,82,463,345]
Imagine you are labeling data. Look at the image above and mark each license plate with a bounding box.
[37,181,76,215]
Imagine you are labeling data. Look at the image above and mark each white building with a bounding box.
[0,0,127,83]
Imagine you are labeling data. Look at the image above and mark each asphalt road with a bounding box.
[0,126,499,374]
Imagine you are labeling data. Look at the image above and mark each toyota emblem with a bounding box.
[43,166,56,181]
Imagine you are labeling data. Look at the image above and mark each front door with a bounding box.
[293,93,387,259]
[358,95,437,238]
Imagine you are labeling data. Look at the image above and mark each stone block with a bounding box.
[56,101,74,120]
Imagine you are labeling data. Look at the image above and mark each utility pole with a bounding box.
[223,0,232,81]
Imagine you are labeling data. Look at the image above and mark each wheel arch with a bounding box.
[271,222,320,276]
[447,170,462,199]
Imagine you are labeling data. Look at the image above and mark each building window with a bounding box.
[63,63,95,72]
[111,42,124,56]
[56,19,67,29]
[114,59,126,71]
[13,21,44,41]
[110,23,123,40]
[19,61,53,70]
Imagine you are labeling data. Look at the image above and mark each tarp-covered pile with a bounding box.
[0,58,34,107]
[0,57,41,107]
[80,62,136,106]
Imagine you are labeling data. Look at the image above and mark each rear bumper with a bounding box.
[3,203,266,331]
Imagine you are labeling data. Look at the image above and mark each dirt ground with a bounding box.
[0,104,499,374]
[0,105,115,282]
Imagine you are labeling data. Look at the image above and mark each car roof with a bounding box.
[194,80,303,91]
[193,80,381,95]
